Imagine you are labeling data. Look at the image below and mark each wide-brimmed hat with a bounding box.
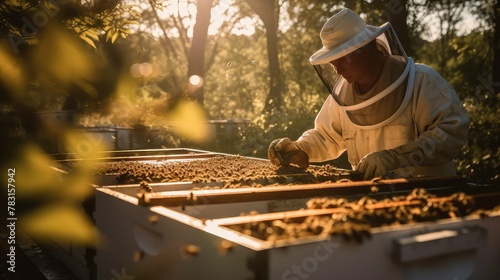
[310,8,390,65]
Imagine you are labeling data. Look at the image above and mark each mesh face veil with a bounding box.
[313,24,416,129]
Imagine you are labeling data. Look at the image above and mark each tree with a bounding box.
[245,0,284,113]
[419,0,468,75]
[140,0,246,107]
[0,0,143,247]
[362,0,414,57]
[0,0,145,198]
[0,0,140,155]
[187,0,214,105]
[490,0,499,91]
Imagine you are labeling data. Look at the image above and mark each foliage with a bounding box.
[73,4,140,47]
[0,0,143,247]
[417,30,497,184]
[204,32,269,120]
[0,0,140,52]
[456,91,499,185]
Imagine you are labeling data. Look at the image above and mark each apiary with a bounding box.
[47,149,500,280]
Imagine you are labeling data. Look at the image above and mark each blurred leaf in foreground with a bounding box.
[165,99,213,143]
[20,203,101,246]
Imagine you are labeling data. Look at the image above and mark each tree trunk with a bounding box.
[187,0,214,106]
[246,0,284,113]
[369,0,413,57]
[388,0,413,57]
[493,0,500,92]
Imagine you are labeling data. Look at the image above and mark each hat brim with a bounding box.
[310,23,391,65]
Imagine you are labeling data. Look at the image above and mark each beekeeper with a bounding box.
[268,8,470,180]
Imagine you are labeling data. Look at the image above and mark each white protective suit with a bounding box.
[294,56,470,178]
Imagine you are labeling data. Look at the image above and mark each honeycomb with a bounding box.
[225,188,489,243]
[90,155,360,187]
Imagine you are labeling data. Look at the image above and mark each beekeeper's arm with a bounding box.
[295,95,346,161]
[268,95,346,168]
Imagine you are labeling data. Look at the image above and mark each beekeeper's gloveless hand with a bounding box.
[356,149,400,180]
[268,138,309,169]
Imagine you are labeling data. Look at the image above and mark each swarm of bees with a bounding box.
[89,155,357,186]
[227,188,478,243]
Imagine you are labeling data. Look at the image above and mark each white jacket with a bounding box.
[295,62,470,178]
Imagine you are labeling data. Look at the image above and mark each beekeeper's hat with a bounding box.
[310,8,390,65]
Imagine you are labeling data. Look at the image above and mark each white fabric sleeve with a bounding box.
[294,95,346,162]
[392,64,470,166]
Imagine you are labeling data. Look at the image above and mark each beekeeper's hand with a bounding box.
[268,138,309,169]
[356,150,399,180]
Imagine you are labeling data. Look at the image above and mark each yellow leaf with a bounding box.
[20,204,101,246]
[59,176,94,198]
[121,28,132,34]
[65,130,110,160]
[13,145,63,197]
[0,46,26,95]
[11,144,93,200]
[166,100,213,142]
[106,29,113,41]
[85,29,100,41]
[80,35,97,49]
[124,20,140,25]
[31,26,96,86]
[111,31,119,43]
[43,0,60,12]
